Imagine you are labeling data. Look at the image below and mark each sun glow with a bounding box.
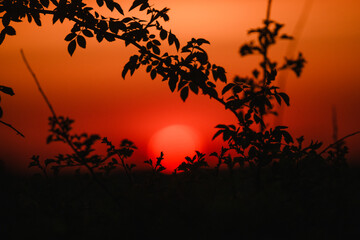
[147,124,202,173]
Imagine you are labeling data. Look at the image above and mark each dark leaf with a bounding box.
[5,26,16,36]
[152,39,161,46]
[180,86,189,102]
[122,65,129,79]
[196,38,210,45]
[104,34,115,42]
[168,32,174,46]
[152,45,160,55]
[150,69,157,80]
[96,33,104,42]
[0,86,15,96]
[212,67,218,81]
[122,17,132,23]
[77,35,86,48]
[212,130,223,140]
[189,82,199,94]
[96,0,104,7]
[146,65,152,73]
[222,83,234,95]
[2,13,10,27]
[160,29,167,40]
[82,29,93,37]
[109,21,119,34]
[217,66,227,83]
[33,13,42,26]
[0,31,5,45]
[129,0,146,11]
[279,92,290,106]
[274,94,282,105]
[282,131,294,144]
[64,32,76,41]
[105,0,115,11]
[168,75,178,92]
[26,13,32,23]
[68,40,76,56]
[162,13,170,22]
[140,2,149,11]
[185,156,192,163]
[52,13,59,24]
[114,2,124,15]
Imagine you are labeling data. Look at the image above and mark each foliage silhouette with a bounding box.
[144,151,166,175]
[21,50,135,206]
[2,1,360,239]
[2,0,356,181]
[176,150,208,174]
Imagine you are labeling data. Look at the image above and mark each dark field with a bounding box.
[2,165,360,240]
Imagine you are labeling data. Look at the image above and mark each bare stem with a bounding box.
[20,49,57,118]
[20,49,122,207]
[0,120,25,138]
[266,0,272,21]
[320,131,360,155]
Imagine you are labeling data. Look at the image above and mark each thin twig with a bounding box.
[20,49,122,207]
[320,131,360,155]
[20,49,57,118]
[0,120,25,137]
[266,0,272,21]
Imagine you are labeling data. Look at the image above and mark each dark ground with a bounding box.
[1,165,360,240]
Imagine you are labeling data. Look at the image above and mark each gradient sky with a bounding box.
[0,0,359,173]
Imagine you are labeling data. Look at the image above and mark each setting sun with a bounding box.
[147,124,202,173]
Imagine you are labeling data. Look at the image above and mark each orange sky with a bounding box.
[0,0,359,173]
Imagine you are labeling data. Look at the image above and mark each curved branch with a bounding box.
[0,120,25,137]
[320,131,360,155]
[29,8,164,62]
[21,49,122,207]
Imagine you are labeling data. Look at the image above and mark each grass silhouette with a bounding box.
[1,0,360,239]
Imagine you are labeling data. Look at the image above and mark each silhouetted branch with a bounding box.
[20,49,57,118]
[266,0,272,21]
[0,120,25,138]
[320,131,360,155]
[20,49,122,207]
[21,7,164,62]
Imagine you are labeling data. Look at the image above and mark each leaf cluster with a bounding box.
[2,1,355,201]
[144,151,166,175]
[34,116,137,179]
[176,151,208,174]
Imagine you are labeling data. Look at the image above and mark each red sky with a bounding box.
[0,0,359,173]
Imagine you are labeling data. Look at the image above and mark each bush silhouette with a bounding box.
[2,1,360,238]
[2,0,357,183]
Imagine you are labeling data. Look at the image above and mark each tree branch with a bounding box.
[320,131,360,155]
[0,120,25,138]
[20,49,122,207]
